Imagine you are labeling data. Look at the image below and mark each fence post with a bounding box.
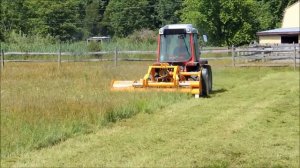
[262,47,265,63]
[231,45,235,67]
[0,49,4,70]
[114,47,118,67]
[58,42,61,68]
[294,42,297,71]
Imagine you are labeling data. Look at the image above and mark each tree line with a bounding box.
[0,0,298,46]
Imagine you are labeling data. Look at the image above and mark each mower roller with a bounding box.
[111,24,213,98]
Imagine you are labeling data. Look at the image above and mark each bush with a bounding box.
[87,41,101,52]
[128,29,157,44]
[4,31,57,52]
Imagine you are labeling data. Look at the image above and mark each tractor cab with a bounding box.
[158,24,201,69]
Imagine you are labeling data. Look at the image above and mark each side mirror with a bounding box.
[203,35,208,43]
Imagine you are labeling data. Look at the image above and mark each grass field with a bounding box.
[1,61,299,167]
[1,61,189,159]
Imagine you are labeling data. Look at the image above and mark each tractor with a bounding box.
[112,24,213,98]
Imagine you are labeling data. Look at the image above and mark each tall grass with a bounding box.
[1,62,189,158]
[2,66,298,167]
[1,31,158,61]
[1,31,157,53]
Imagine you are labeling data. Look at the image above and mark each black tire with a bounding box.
[205,65,213,92]
[201,65,213,96]
[201,68,210,96]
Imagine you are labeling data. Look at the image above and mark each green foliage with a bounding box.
[27,0,85,41]
[102,0,155,37]
[87,41,101,52]
[1,0,85,41]
[3,31,56,52]
[155,0,183,26]
[0,0,298,45]
[182,0,260,46]
[83,0,102,38]
[257,0,299,28]
[254,1,274,30]
[83,0,110,38]
[128,29,157,44]
[220,0,260,45]
[0,0,31,33]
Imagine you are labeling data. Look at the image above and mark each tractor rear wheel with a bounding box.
[201,65,213,96]
[205,65,213,92]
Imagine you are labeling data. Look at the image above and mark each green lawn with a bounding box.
[1,62,299,167]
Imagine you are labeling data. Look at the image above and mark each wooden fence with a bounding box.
[232,44,299,69]
[1,44,299,70]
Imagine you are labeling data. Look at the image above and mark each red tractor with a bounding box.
[112,24,213,98]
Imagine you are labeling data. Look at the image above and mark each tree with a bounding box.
[155,0,183,26]
[102,0,155,37]
[255,0,299,28]
[25,0,86,41]
[181,0,260,46]
[219,0,260,45]
[1,0,297,44]
[83,0,102,38]
[82,0,110,38]
[98,0,110,35]
[0,0,31,41]
[0,0,86,41]
[181,0,222,45]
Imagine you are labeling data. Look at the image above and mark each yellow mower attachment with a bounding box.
[111,63,204,97]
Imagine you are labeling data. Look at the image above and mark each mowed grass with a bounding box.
[1,61,189,159]
[1,62,299,167]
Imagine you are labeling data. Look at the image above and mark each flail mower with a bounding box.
[111,24,213,98]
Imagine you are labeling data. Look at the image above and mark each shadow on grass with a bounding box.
[211,88,227,94]
[203,88,228,98]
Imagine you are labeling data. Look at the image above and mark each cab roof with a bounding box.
[159,24,198,34]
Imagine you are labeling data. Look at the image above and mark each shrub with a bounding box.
[4,31,57,52]
[87,41,101,52]
[128,29,157,44]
